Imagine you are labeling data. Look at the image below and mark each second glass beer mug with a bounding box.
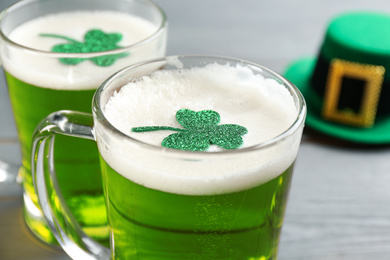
[0,0,167,244]
[32,55,306,259]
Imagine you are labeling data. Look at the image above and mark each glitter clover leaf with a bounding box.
[40,29,129,66]
[131,109,248,151]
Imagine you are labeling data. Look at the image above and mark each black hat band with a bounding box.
[310,54,389,127]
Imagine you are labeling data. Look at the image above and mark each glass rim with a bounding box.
[0,0,167,58]
[93,54,307,156]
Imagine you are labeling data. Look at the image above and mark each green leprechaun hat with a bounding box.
[284,11,390,144]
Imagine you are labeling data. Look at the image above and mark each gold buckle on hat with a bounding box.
[322,58,385,128]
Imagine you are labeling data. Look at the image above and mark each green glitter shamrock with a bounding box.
[131,109,248,151]
[40,29,128,66]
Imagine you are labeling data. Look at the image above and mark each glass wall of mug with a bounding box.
[32,55,306,259]
[0,0,167,245]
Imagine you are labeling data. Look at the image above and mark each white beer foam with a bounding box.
[98,63,303,195]
[2,11,163,90]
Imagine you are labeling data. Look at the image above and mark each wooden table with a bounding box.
[1,0,390,259]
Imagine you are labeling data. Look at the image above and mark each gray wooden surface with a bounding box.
[1,0,390,259]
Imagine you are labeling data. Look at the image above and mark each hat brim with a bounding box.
[284,57,390,144]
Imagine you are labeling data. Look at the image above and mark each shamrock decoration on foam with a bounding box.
[40,29,128,66]
[131,109,248,151]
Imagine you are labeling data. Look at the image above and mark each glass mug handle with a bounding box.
[31,110,110,260]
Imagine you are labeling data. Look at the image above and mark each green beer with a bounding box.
[1,0,167,244]
[100,158,294,260]
[93,59,305,259]
[6,72,106,242]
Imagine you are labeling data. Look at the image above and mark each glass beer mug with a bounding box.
[0,0,167,244]
[32,55,306,259]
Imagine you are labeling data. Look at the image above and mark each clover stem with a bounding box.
[39,33,81,44]
[131,126,186,133]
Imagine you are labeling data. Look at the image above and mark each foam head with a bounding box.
[96,57,305,195]
[2,10,165,90]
